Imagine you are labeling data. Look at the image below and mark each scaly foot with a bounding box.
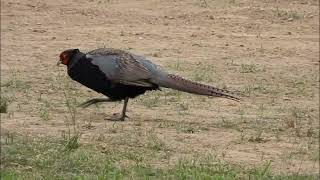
[105,113,129,121]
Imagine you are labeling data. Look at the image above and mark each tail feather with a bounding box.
[158,74,240,101]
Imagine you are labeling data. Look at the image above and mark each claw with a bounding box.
[105,113,129,121]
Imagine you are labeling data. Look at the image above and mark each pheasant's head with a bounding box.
[57,49,79,66]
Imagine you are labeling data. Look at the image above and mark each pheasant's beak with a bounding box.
[57,60,61,66]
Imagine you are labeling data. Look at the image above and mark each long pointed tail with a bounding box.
[158,74,240,101]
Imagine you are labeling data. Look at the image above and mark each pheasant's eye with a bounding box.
[59,52,69,65]
[60,53,64,60]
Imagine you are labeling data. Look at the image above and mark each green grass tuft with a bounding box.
[2,136,318,179]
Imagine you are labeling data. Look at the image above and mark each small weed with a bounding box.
[62,89,79,138]
[57,69,82,149]
[248,130,267,143]
[240,130,246,142]
[176,101,189,115]
[158,120,177,128]
[192,63,216,82]
[39,106,49,121]
[286,107,310,137]
[123,150,145,163]
[193,72,206,82]
[164,89,183,103]
[199,0,208,7]
[63,132,81,151]
[182,126,195,133]
[140,92,161,108]
[64,96,78,125]
[96,133,105,142]
[240,64,257,73]
[1,69,30,90]
[133,121,142,126]
[83,115,94,130]
[175,154,237,178]
[176,124,196,134]
[288,11,302,20]
[272,128,281,142]
[273,5,303,21]
[3,132,15,144]
[240,64,265,73]
[108,124,120,134]
[176,122,209,134]
[147,130,166,151]
[228,0,236,4]
[0,95,9,113]
[39,98,50,121]
[248,161,272,178]
[284,117,296,128]
[242,82,267,96]
[293,80,307,95]
[311,151,320,161]
[98,0,112,4]
[174,59,182,71]
[221,117,238,129]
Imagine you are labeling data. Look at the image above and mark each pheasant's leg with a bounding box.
[78,98,112,108]
[106,97,129,121]
[120,97,129,120]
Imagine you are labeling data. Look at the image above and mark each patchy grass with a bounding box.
[1,0,319,178]
[147,130,167,151]
[1,135,318,179]
[138,91,161,108]
[240,64,265,74]
[1,69,31,90]
[274,8,304,21]
[63,132,81,152]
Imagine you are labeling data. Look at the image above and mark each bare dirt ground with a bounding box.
[1,0,319,175]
